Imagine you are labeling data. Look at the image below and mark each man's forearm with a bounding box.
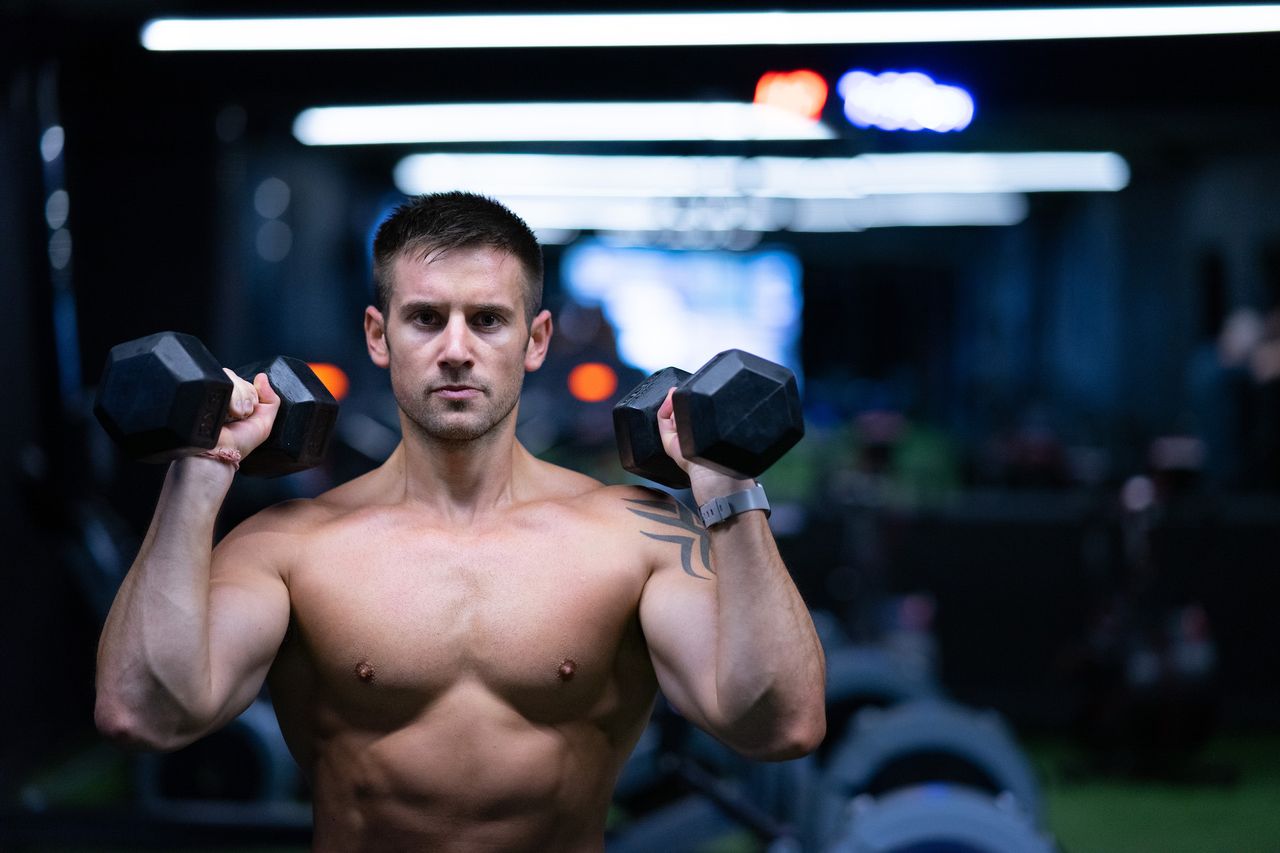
[95,457,235,749]
[695,478,827,760]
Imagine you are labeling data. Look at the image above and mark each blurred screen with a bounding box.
[561,238,803,381]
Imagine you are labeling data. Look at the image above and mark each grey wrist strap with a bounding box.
[699,483,770,528]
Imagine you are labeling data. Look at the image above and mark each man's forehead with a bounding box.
[397,242,515,268]
[389,246,527,305]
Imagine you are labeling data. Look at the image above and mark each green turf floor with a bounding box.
[1028,734,1280,853]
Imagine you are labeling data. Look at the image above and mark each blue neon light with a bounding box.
[837,70,974,133]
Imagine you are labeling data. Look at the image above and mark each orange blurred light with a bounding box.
[754,69,828,120]
[568,362,617,403]
[308,362,350,401]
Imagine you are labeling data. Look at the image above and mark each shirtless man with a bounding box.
[95,191,827,852]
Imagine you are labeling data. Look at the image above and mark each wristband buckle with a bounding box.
[698,483,770,527]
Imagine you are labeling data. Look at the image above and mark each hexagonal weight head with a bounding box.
[235,356,339,477]
[93,331,233,462]
[612,366,693,489]
[672,349,804,479]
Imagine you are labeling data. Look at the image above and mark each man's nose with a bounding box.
[437,314,474,367]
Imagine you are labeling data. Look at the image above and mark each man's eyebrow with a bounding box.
[399,300,441,316]
[398,300,515,316]
[470,303,515,316]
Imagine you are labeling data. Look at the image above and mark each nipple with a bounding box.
[557,659,577,682]
[355,660,375,683]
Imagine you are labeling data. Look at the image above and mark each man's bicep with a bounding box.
[205,531,292,728]
[638,543,722,731]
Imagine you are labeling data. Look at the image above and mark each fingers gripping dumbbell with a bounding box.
[613,349,805,488]
[233,356,338,477]
[93,331,339,477]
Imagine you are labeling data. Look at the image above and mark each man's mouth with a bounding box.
[432,384,483,400]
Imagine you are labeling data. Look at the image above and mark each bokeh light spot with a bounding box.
[568,362,618,403]
[307,362,350,401]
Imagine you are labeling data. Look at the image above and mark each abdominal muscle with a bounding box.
[303,679,632,853]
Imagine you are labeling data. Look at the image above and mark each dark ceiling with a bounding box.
[6,1,1280,161]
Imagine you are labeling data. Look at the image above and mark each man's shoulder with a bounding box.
[220,495,335,544]
[588,481,679,508]
[567,483,710,579]
[518,455,674,511]
[556,476,685,524]
[223,465,386,542]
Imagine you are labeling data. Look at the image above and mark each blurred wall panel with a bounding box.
[0,65,99,794]
[57,22,221,387]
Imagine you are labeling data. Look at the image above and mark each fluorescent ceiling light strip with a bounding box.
[461,194,1027,232]
[395,155,749,198]
[293,103,832,144]
[792,194,1029,231]
[855,152,1132,194]
[143,6,1280,51]
[394,152,1130,198]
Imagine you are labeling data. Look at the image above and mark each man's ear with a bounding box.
[524,309,553,372]
[365,305,390,368]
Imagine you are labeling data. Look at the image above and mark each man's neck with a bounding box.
[387,414,532,524]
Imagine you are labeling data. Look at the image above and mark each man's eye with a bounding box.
[475,313,501,328]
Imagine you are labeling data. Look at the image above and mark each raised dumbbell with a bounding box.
[612,349,804,488]
[93,331,339,477]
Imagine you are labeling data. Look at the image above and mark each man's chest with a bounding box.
[281,527,653,725]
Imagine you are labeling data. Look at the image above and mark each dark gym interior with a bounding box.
[4,1,1280,850]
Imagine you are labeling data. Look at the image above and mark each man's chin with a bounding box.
[401,393,517,443]
[413,412,493,443]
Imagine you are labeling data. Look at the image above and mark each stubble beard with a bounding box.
[400,378,523,445]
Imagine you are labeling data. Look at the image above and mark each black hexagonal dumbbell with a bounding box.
[612,349,804,488]
[94,331,339,478]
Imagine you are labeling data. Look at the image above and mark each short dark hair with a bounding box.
[371,192,544,324]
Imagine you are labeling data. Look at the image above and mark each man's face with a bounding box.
[365,246,551,443]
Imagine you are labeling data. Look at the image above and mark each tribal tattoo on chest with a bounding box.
[624,497,713,580]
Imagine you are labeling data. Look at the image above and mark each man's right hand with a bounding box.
[211,370,282,459]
